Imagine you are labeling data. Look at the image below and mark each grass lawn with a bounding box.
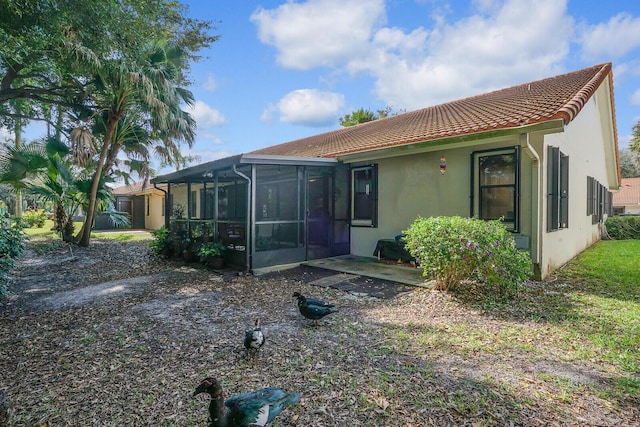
[22,219,151,241]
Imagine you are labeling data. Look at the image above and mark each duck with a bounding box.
[293,292,338,325]
[193,377,300,427]
[243,319,265,358]
[292,292,335,308]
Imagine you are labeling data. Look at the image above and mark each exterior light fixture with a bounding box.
[440,155,447,175]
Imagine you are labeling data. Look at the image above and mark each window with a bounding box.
[472,147,519,231]
[351,165,377,227]
[162,197,165,217]
[547,146,569,231]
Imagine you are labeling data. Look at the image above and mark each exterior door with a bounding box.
[306,170,332,260]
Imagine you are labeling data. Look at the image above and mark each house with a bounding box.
[613,177,640,215]
[151,63,620,279]
[99,180,167,230]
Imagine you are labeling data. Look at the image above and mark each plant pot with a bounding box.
[205,255,224,269]
[183,250,195,262]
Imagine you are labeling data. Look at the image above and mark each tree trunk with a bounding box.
[76,117,117,247]
[13,117,23,218]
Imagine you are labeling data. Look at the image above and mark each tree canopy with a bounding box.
[0,0,218,246]
[0,0,217,125]
[339,106,404,127]
[620,148,640,178]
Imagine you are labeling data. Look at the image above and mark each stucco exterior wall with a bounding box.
[349,136,536,262]
[144,192,166,230]
[539,81,616,277]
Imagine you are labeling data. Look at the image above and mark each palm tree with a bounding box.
[74,39,196,246]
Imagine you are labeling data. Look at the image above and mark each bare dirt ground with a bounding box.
[0,239,638,426]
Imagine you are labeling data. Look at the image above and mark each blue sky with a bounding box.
[6,0,640,174]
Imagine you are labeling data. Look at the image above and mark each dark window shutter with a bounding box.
[547,146,560,231]
[560,154,569,228]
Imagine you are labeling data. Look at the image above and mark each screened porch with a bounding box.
[151,154,350,271]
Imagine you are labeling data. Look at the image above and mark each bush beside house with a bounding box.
[403,216,532,298]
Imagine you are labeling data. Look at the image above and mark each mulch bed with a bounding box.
[0,239,638,426]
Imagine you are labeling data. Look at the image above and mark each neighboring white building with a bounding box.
[110,180,167,230]
[613,177,640,215]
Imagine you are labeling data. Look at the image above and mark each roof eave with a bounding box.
[239,153,337,166]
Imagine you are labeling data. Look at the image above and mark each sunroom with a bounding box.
[150,154,351,270]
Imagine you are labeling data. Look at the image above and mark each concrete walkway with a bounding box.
[303,255,428,286]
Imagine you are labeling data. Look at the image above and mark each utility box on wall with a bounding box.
[513,234,530,250]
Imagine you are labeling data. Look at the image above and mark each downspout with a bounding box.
[154,183,169,229]
[520,133,543,279]
[232,164,251,271]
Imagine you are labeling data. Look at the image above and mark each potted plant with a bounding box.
[197,241,226,269]
[182,237,196,262]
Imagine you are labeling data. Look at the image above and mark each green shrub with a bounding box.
[197,241,226,257]
[0,222,26,299]
[403,216,532,298]
[605,216,640,240]
[22,209,46,228]
[149,226,173,257]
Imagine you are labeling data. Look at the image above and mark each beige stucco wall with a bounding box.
[144,192,166,230]
[538,80,618,277]
[349,136,536,262]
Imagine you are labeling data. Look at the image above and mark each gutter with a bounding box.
[153,183,169,229]
[520,133,543,273]
[232,164,252,271]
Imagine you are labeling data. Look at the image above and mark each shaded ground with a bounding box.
[0,239,638,426]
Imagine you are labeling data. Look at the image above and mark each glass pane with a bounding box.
[479,154,515,185]
[256,165,299,221]
[255,223,300,252]
[218,182,247,220]
[480,187,515,221]
[353,168,373,220]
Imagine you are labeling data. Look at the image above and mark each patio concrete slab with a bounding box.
[303,255,428,287]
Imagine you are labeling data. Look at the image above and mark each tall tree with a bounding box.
[629,121,640,165]
[73,40,197,247]
[338,106,403,127]
[619,148,640,178]
[0,0,216,126]
[1,0,217,246]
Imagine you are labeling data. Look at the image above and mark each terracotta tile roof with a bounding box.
[250,63,614,158]
[613,177,640,205]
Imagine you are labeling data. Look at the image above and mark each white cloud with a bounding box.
[253,0,574,112]
[580,13,640,61]
[250,0,386,70]
[186,100,227,128]
[631,89,640,106]
[202,75,217,92]
[272,89,345,127]
[362,0,573,110]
